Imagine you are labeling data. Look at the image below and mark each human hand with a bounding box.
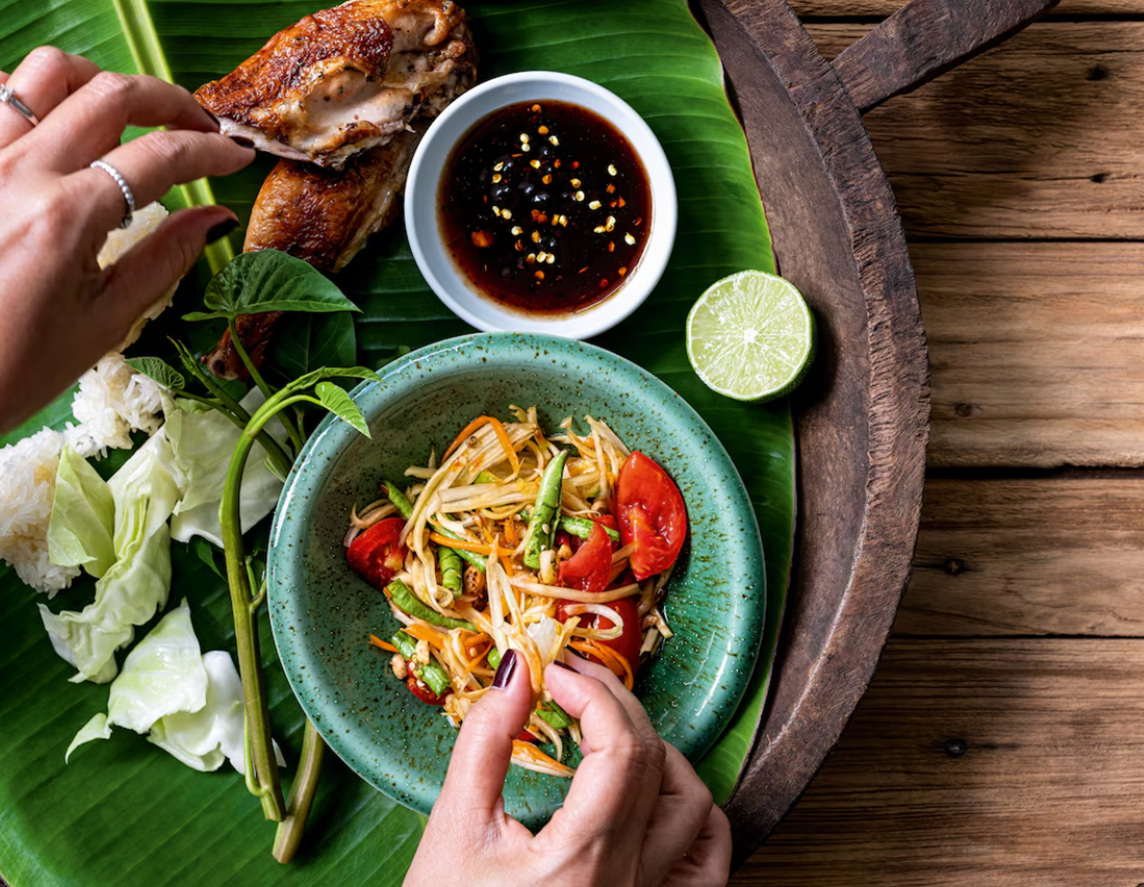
[0,47,255,432]
[405,651,732,887]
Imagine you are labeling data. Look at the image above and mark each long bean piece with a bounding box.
[383,480,413,519]
[384,479,486,573]
[391,630,452,697]
[386,579,478,632]
[523,510,621,544]
[523,450,569,569]
[439,546,464,597]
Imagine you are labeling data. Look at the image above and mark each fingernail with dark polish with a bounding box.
[206,217,238,244]
[551,660,574,672]
[492,649,517,689]
[202,108,220,128]
[230,136,255,150]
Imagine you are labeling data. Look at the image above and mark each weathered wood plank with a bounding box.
[733,638,1144,886]
[916,241,1144,468]
[791,0,1144,16]
[805,22,1144,239]
[900,478,1144,636]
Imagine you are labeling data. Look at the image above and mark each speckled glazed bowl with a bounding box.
[267,333,765,828]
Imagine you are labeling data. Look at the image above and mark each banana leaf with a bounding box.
[0,0,794,883]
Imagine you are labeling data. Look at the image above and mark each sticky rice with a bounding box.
[66,354,167,457]
[97,201,178,350]
[0,428,79,595]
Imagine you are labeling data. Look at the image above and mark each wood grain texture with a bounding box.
[808,22,1144,239]
[699,0,930,863]
[900,479,1144,636]
[831,0,1059,113]
[916,241,1144,468]
[731,639,1144,886]
[792,0,1144,15]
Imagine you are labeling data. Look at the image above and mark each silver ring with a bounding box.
[0,83,39,127]
[90,159,136,229]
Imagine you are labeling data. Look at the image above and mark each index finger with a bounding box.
[24,71,219,171]
[541,661,665,852]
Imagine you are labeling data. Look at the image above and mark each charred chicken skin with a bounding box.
[195,0,474,168]
[205,133,420,379]
[196,0,475,379]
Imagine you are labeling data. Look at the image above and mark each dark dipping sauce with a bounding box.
[439,100,652,315]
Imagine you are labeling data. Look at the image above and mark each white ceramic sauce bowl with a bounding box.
[404,71,677,339]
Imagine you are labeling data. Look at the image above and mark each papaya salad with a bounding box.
[343,407,687,777]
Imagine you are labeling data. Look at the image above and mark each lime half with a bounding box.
[686,270,815,402]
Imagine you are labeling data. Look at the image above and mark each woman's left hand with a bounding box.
[0,47,254,431]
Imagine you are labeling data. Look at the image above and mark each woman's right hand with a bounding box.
[405,651,732,887]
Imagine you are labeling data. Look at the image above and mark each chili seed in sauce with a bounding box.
[439,100,651,315]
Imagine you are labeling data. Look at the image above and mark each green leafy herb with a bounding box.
[535,700,575,730]
[126,357,186,391]
[182,250,360,323]
[272,312,357,380]
[191,536,225,579]
[289,365,381,393]
[314,382,370,437]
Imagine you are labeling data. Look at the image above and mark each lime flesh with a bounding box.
[686,270,815,402]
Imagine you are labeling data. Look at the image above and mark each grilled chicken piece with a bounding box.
[205,132,419,379]
[197,0,475,379]
[246,130,419,273]
[195,0,474,168]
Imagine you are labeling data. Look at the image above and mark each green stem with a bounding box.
[174,340,294,476]
[228,318,305,454]
[272,720,326,864]
[173,389,228,413]
[250,573,268,613]
[222,416,291,821]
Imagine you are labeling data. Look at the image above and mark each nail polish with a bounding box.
[491,649,517,689]
[202,108,220,128]
[206,217,238,244]
[230,135,255,150]
[551,660,574,672]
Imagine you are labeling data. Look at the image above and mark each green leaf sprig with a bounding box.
[182,250,360,323]
[219,365,379,829]
[132,252,384,863]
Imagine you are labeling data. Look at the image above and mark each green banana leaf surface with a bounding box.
[0,0,795,883]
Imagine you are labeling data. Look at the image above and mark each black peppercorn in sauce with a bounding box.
[439,100,652,315]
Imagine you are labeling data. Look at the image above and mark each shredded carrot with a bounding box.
[430,533,514,559]
[459,641,494,680]
[402,623,446,649]
[443,415,521,476]
[368,634,399,654]
[512,739,565,768]
[504,516,518,545]
[571,639,634,691]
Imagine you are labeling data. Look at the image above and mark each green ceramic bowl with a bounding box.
[267,332,765,828]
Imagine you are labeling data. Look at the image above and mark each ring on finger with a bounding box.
[90,159,135,229]
[0,83,39,127]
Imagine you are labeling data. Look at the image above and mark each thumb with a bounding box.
[95,205,238,344]
[435,649,532,825]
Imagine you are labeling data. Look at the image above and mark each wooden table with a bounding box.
[733,2,1144,884]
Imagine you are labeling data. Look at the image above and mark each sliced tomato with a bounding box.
[406,674,450,706]
[347,517,408,590]
[555,596,642,673]
[557,522,613,593]
[596,596,641,671]
[615,452,687,580]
